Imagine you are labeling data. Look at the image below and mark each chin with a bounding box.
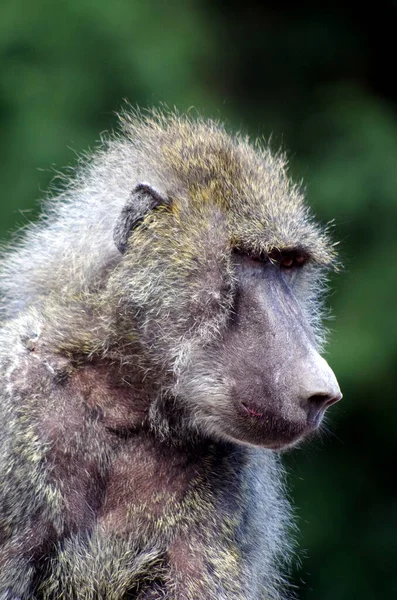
[218,408,323,450]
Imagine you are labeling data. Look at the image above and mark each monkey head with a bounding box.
[109,120,342,450]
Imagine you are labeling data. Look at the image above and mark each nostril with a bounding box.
[324,391,343,408]
[309,391,342,408]
[306,392,342,425]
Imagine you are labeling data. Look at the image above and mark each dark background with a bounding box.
[1,2,396,598]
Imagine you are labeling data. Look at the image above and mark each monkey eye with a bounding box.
[232,247,308,270]
[280,254,294,268]
[269,250,307,269]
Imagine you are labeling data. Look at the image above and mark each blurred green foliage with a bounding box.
[0,1,396,598]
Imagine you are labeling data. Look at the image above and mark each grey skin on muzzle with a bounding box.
[219,254,342,449]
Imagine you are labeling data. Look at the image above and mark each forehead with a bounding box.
[172,139,333,266]
[188,182,333,266]
[131,115,335,266]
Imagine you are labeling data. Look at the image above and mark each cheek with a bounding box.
[188,273,233,331]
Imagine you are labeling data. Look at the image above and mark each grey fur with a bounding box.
[0,109,341,599]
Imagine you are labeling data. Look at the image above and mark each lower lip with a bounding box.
[241,403,264,418]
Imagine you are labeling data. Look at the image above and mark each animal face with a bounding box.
[112,166,341,449]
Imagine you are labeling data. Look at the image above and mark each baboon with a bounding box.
[0,110,342,599]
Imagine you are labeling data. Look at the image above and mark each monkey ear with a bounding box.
[114,183,170,254]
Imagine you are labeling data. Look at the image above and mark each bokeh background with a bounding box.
[1,2,396,598]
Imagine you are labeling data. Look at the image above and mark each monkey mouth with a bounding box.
[236,401,309,449]
[241,402,264,418]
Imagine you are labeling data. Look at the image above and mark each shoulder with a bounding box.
[0,309,73,406]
